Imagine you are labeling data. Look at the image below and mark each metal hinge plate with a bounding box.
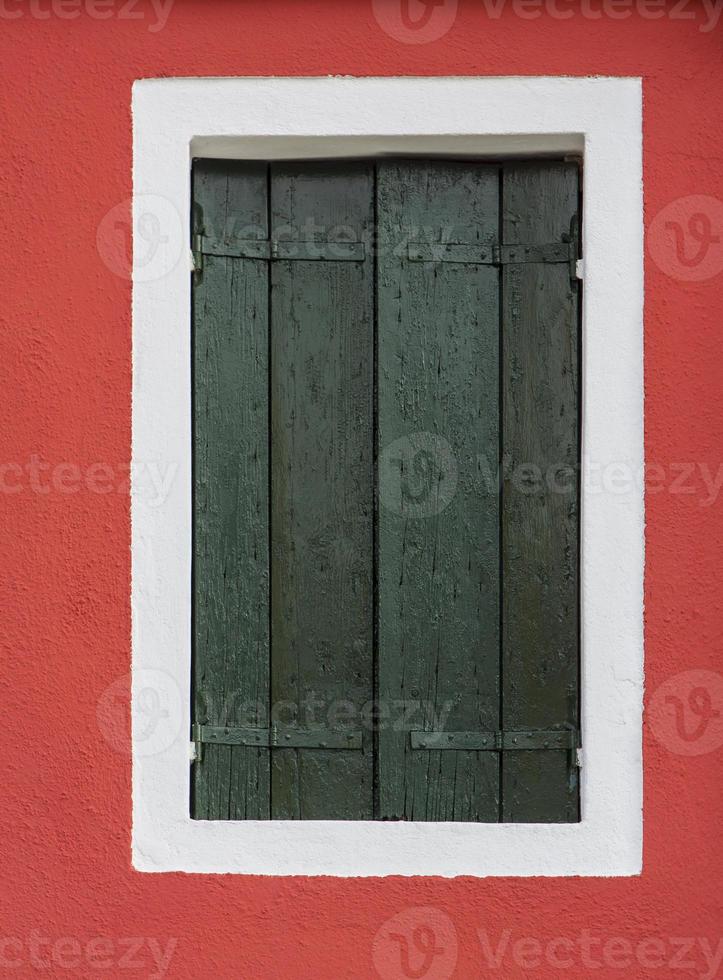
[192,723,362,761]
[193,234,365,263]
[410,729,580,751]
[407,242,574,266]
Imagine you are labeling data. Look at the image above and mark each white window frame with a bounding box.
[132,76,643,877]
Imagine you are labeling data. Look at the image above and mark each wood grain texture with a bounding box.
[501,161,580,822]
[192,161,271,819]
[377,160,501,821]
[269,161,375,819]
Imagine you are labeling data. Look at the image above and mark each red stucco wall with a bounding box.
[2,3,722,977]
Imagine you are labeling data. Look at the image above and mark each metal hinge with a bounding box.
[191,234,204,274]
[192,723,363,762]
[192,722,203,763]
[407,239,579,284]
[562,213,580,284]
[410,729,580,751]
[192,234,365,264]
[407,241,573,266]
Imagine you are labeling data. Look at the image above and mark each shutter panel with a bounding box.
[192,161,271,819]
[192,160,375,820]
[269,162,375,819]
[501,161,580,821]
[377,161,502,821]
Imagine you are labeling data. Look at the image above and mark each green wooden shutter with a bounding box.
[192,160,374,820]
[191,157,580,824]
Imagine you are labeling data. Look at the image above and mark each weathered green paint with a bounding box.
[192,160,271,820]
[191,157,581,824]
[501,161,580,822]
[269,161,375,819]
[376,160,501,821]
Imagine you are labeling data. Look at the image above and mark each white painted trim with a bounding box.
[132,76,643,877]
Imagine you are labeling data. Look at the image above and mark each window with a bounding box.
[132,76,642,876]
[191,156,581,823]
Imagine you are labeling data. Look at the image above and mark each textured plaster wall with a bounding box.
[1,2,722,978]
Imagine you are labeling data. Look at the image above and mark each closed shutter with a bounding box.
[192,160,374,820]
[191,157,580,823]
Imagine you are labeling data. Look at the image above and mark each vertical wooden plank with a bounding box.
[377,160,501,821]
[501,161,580,822]
[192,160,270,819]
[270,161,375,819]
